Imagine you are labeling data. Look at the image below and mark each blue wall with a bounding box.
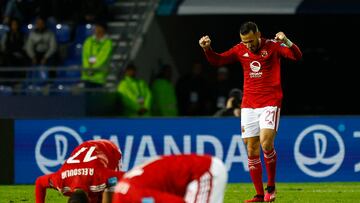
[14,117,360,184]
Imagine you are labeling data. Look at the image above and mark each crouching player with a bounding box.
[35,139,124,203]
[112,154,228,203]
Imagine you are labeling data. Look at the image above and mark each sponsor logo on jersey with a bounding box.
[249,61,262,78]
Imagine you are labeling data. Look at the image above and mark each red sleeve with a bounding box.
[35,174,53,203]
[278,43,302,61]
[87,170,125,203]
[203,45,239,66]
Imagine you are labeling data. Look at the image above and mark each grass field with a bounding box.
[1,182,360,203]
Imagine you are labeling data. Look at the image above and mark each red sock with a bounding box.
[263,148,277,187]
[248,156,264,196]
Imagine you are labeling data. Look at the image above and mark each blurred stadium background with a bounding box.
[1,0,360,202]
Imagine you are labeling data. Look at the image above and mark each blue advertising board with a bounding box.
[14,117,360,184]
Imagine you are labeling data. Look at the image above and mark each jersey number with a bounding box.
[265,110,276,122]
[66,146,98,164]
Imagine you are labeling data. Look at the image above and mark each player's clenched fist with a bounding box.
[274,31,293,47]
[274,32,286,41]
[199,35,211,50]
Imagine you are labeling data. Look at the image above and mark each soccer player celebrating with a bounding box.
[35,139,124,203]
[199,21,302,202]
[112,154,228,203]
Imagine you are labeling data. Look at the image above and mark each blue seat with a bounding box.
[65,43,83,69]
[55,23,71,43]
[74,24,94,44]
[54,62,81,95]
[0,24,10,38]
[0,85,13,96]
[25,66,49,87]
[58,42,83,86]
[50,82,74,95]
[57,64,81,83]
[24,84,44,95]
[21,23,34,35]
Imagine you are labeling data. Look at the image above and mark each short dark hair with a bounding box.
[68,190,89,203]
[239,21,259,35]
[95,20,108,31]
[125,62,136,71]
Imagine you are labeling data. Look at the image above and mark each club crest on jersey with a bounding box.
[261,50,268,57]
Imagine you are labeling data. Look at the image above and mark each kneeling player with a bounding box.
[112,154,228,203]
[35,139,124,203]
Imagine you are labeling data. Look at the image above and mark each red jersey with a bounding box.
[205,38,302,108]
[119,154,212,197]
[35,139,124,203]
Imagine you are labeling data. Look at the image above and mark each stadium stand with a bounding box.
[0,0,159,95]
[0,0,160,117]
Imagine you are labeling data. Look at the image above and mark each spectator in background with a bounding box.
[24,16,57,82]
[214,88,242,117]
[151,64,178,116]
[81,21,113,88]
[25,16,57,67]
[0,18,28,84]
[176,62,212,116]
[117,63,152,117]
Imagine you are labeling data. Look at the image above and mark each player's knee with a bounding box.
[261,141,274,151]
[246,140,260,155]
[247,146,260,156]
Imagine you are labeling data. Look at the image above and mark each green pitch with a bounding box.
[1,182,360,202]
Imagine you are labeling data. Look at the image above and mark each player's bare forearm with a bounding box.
[275,32,302,60]
[102,190,113,203]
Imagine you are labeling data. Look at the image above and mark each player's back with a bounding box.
[123,154,212,196]
[55,139,121,194]
[62,139,121,170]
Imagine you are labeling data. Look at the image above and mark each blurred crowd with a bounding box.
[0,0,110,25]
[117,61,242,117]
[0,0,243,117]
[0,0,113,91]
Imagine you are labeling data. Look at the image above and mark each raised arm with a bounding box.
[199,35,237,66]
[275,32,302,60]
